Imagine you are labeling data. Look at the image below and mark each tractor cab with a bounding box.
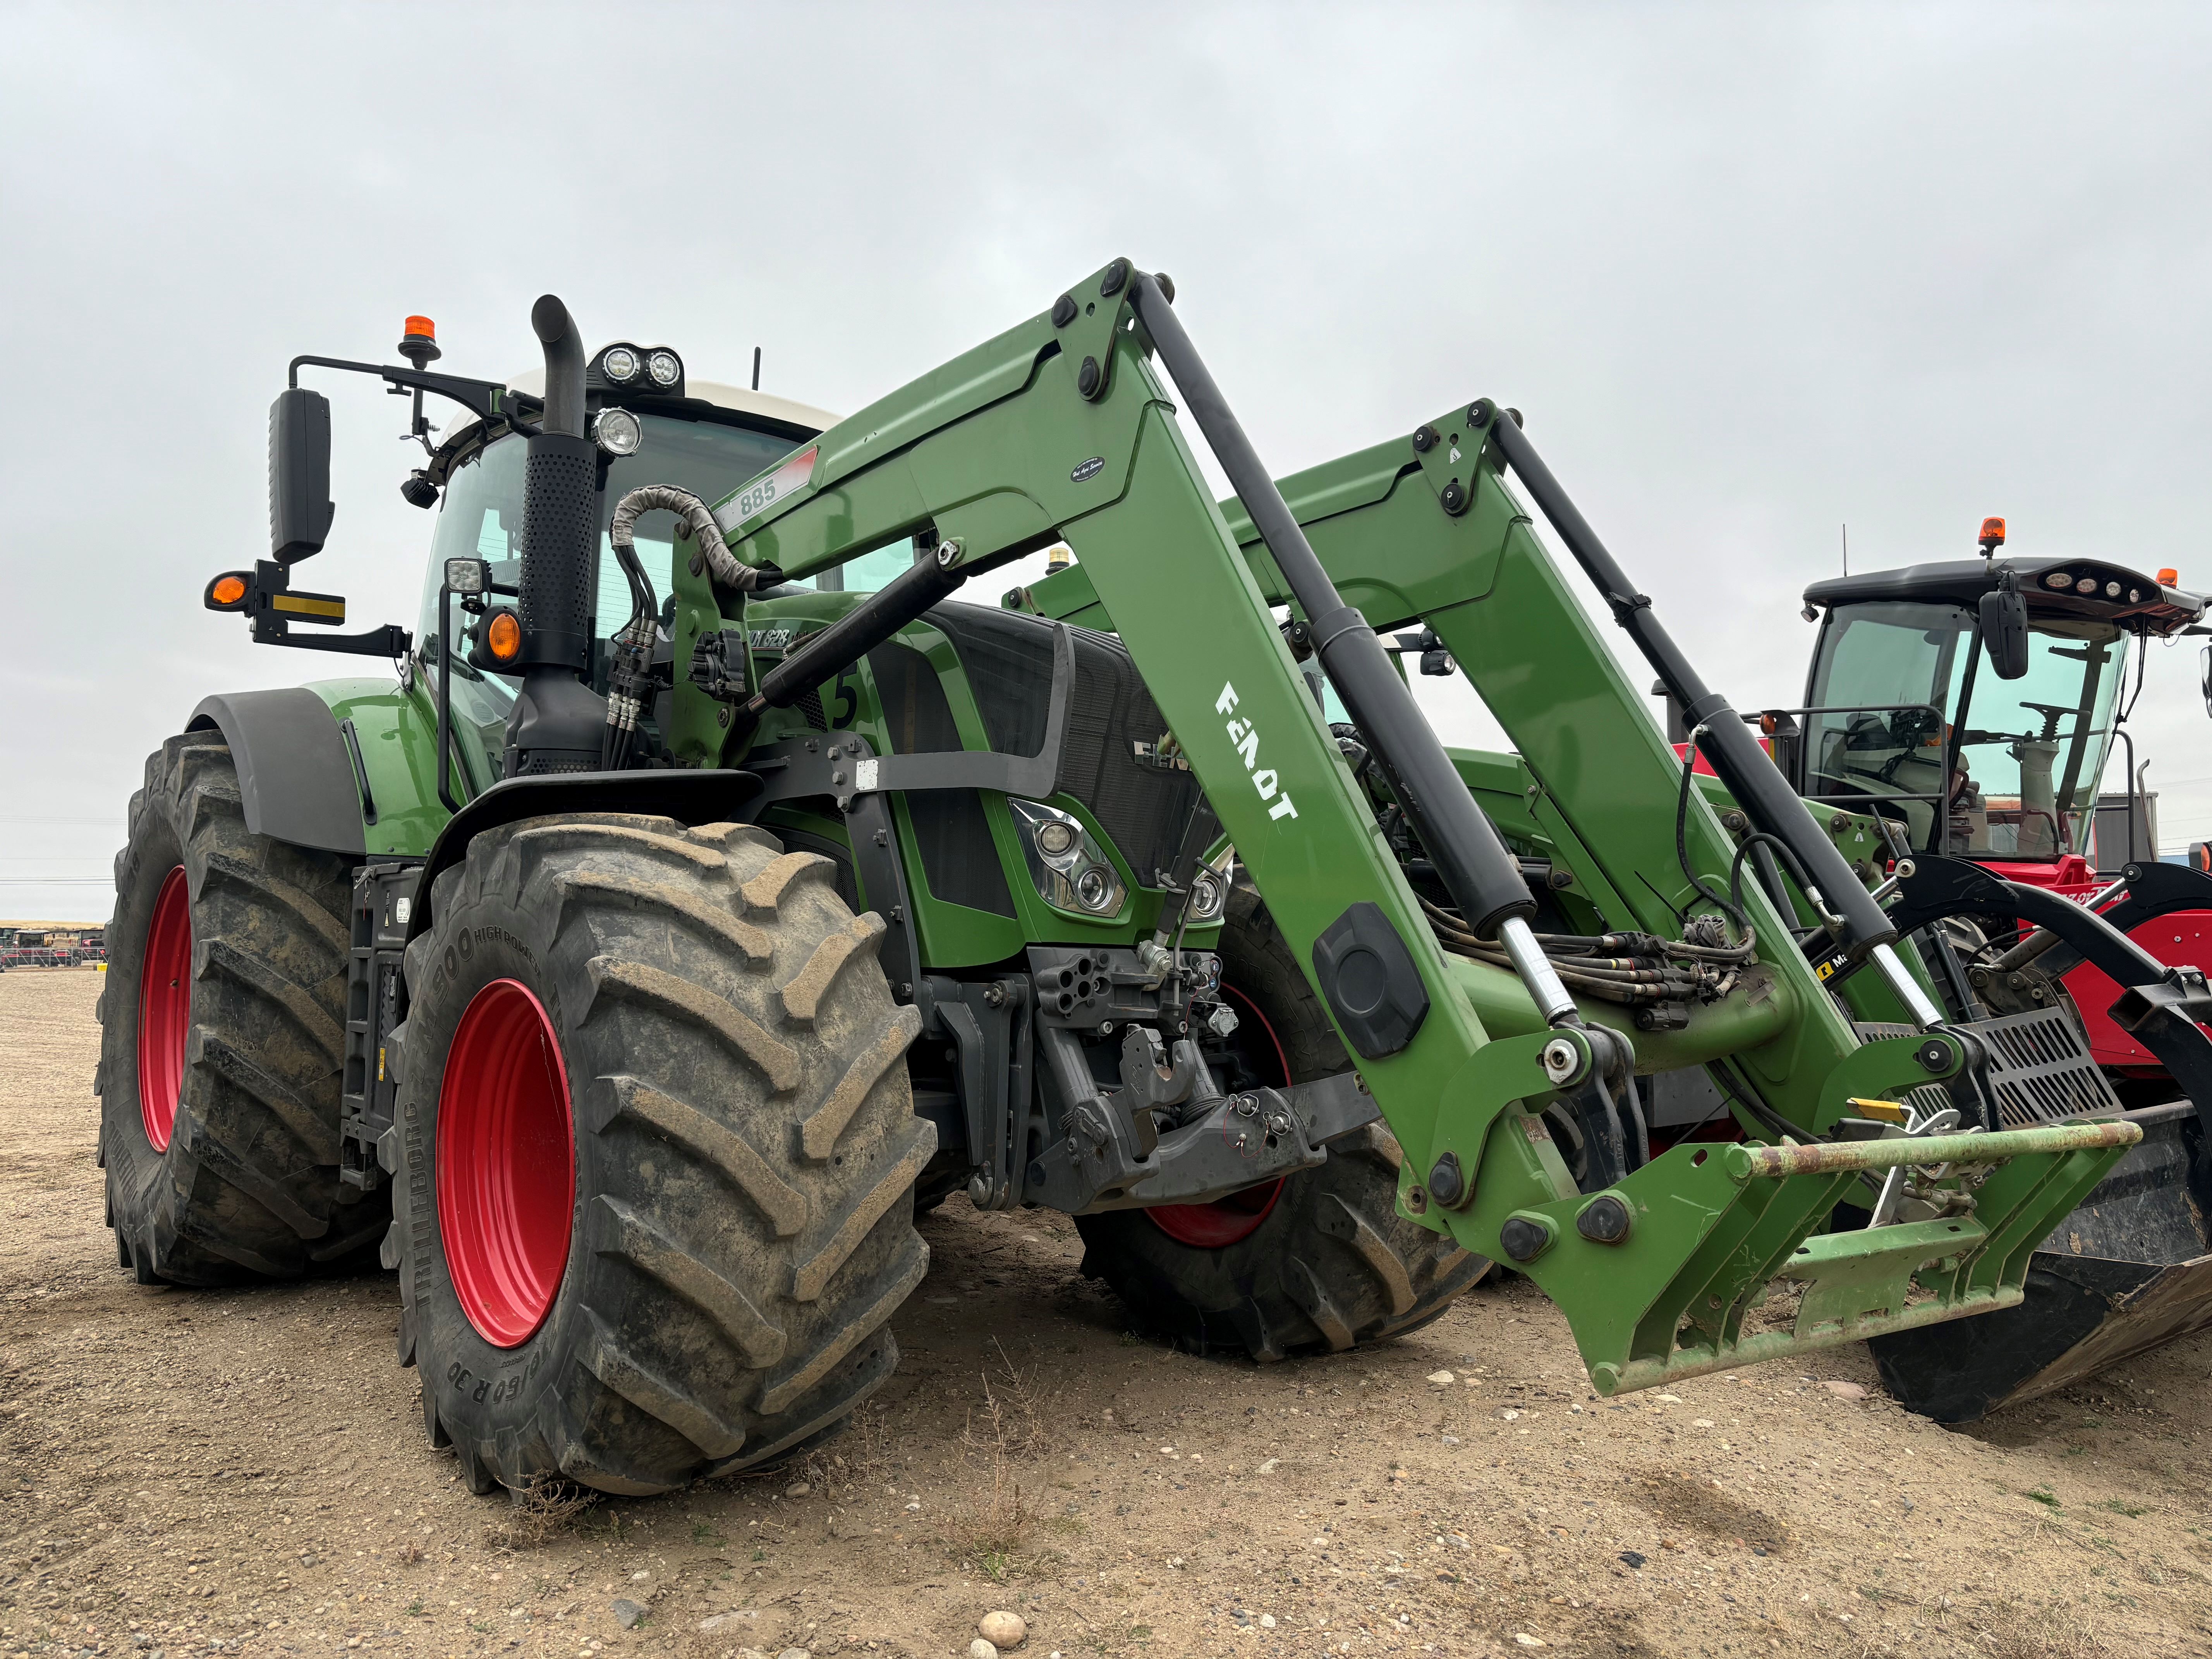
[410,345,857,793]
[1793,534,2205,877]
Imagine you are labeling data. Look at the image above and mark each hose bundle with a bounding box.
[1419,894,1755,1008]
[600,484,769,769]
[609,484,773,595]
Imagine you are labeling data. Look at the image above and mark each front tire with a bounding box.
[96,731,381,1283]
[1075,882,1489,1360]
[391,814,933,1495]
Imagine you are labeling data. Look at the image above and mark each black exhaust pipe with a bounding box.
[505,295,607,775]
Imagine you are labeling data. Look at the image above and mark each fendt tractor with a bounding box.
[98,265,2212,1500]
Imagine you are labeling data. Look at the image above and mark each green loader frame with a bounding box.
[652,262,2140,1394]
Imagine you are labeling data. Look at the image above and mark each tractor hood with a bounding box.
[1805,556,2207,637]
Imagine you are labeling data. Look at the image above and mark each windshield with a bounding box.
[417,414,801,780]
[1804,601,2128,860]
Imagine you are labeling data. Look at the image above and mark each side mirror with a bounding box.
[1978,574,2030,681]
[268,387,334,563]
[2200,643,2212,718]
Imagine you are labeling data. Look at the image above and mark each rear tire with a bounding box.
[1075,882,1489,1360]
[390,814,933,1495]
[96,730,381,1283]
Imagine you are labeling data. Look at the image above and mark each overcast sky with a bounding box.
[4,2,2209,921]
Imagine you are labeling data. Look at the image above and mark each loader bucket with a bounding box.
[1869,1100,2212,1420]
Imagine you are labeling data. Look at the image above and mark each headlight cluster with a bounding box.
[1010,800,1125,918]
[594,343,684,393]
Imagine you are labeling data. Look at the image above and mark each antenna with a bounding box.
[1842,523,1848,577]
[752,347,762,392]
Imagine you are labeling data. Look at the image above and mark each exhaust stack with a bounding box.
[505,294,607,775]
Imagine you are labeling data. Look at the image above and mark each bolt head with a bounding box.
[1051,293,1078,328]
[1412,423,1439,453]
[1540,1036,1583,1086]
[1099,258,1130,297]
[1078,356,1102,397]
[1499,1215,1551,1263]
[1915,1039,1952,1074]
[1426,1151,1466,1208]
[1439,479,1468,515]
[1467,399,1493,429]
[1576,1194,1633,1245]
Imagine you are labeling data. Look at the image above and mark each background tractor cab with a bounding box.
[1791,522,2205,894]
[1784,521,2210,1076]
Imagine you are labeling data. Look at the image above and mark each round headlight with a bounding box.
[2105,581,2121,598]
[2045,572,2071,589]
[2075,576,2098,594]
[601,345,640,383]
[647,349,682,388]
[1036,819,1078,858]
[592,407,644,457]
[1074,866,1118,914]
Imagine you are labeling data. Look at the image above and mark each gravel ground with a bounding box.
[5,967,2210,1659]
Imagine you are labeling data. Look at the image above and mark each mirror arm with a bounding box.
[286,356,542,435]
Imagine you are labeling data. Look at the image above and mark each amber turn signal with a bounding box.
[204,572,251,611]
[486,610,522,662]
[2159,567,2180,586]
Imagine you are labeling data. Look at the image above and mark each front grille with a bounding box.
[927,605,1200,888]
[867,639,1015,918]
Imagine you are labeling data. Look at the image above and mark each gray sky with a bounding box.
[4,2,2209,921]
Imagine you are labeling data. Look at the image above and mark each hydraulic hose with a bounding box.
[611,484,776,598]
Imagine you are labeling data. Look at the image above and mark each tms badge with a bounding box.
[1070,455,1106,483]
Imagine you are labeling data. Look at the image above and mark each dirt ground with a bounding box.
[5,969,2210,1659]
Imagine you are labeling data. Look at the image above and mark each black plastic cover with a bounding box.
[268,388,334,564]
[189,689,367,855]
[1311,901,1429,1059]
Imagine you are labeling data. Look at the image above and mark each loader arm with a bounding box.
[673,264,2137,1396]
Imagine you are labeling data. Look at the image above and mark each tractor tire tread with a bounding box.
[394,813,929,1495]
[98,733,376,1285]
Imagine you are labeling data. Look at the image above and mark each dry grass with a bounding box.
[481,1475,599,1552]
[1964,1599,2109,1658]
[943,1340,1056,1576]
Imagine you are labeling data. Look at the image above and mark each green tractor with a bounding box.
[100,268,2206,1495]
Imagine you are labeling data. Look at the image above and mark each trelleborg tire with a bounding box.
[95,730,381,1284]
[1074,881,1490,1360]
[389,814,933,1496]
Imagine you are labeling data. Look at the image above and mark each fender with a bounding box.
[400,768,766,949]
[189,689,369,855]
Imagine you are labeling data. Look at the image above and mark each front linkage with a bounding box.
[673,261,2145,1398]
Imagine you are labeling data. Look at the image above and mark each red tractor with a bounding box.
[1768,520,2212,1414]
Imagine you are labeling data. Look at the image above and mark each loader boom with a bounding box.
[674,262,2140,1395]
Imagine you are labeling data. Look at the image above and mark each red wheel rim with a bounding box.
[137,866,192,1152]
[1146,985,1289,1248]
[436,979,576,1348]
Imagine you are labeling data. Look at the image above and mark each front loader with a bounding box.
[98,266,2200,1497]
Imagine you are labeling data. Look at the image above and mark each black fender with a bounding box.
[399,768,766,950]
[189,690,369,856]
